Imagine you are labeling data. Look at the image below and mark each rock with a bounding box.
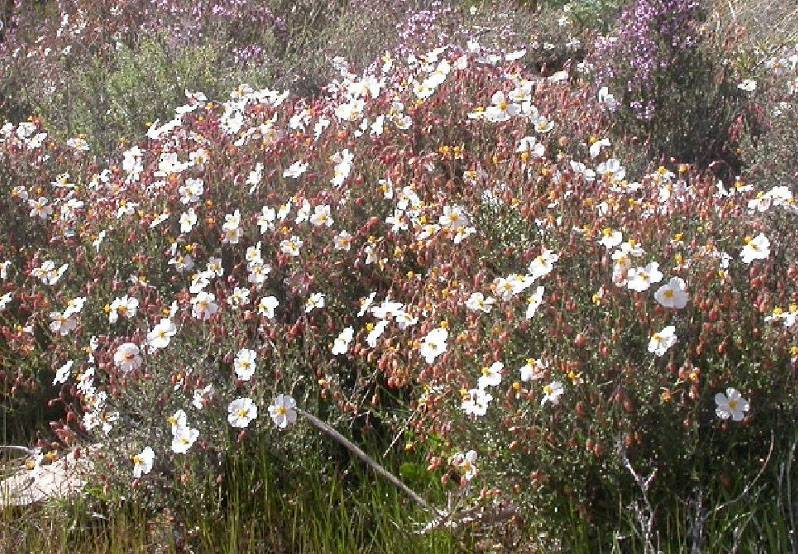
[0,446,95,507]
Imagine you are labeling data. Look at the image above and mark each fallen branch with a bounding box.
[0,445,37,458]
[298,409,519,533]
[298,408,441,515]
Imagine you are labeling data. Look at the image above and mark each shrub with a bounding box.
[2,32,797,550]
[37,34,274,156]
[739,45,798,194]
[591,0,749,169]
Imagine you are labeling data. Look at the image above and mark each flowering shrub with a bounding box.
[591,0,749,168]
[740,44,798,194]
[2,4,798,550]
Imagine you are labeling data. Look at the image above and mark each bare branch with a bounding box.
[298,408,441,515]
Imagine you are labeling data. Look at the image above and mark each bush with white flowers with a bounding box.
[0,33,796,539]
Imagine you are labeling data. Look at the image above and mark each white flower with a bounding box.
[192,384,213,410]
[439,205,469,230]
[598,87,618,110]
[737,79,757,92]
[330,149,354,187]
[370,299,404,320]
[191,291,219,320]
[358,292,377,317]
[461,388,492,416]
[234,348,257,381]
[171,426,199,454]
[589,137,611,158]
[740,234,770,264]
[109,295,138,323]
[29,197,53,220]
[53,360,73,385]
[516,136,545,158]
[63,296,86,317]
[167,409,188,434]
[599,227,623,250]
[493,274,535,300]
[419,327,448,364]
[596,158,626,182]
[147,318,177,350]
[714,388,750,421]
[765,305,798,328]
[114,342,143,372]
[541,380,564,406]
[334,231,353,251]
[477,361,503,389]
[221,210,242,244]
[452,450,479,481]
[520,358,546,382]
[207,257,224,277]
[66,136,89,151]
[627,262,664,292]
[654,277,689,309]
[527,248,559,279]
[386,306,412,328]
[526,286,545,319]
[309,204,334,227]
[228,397,258,428]
[247,261,271,286]
[366,320,389,348]
[304,292,326,313]
[132,446,154,478]
[332,327,354,355]
[179,209,197,233]
[228,287,251,308]
[32,260,69,286]
[258,296,279,319]
[0,292,12,312]
[465,292,495,313]
[283,160,309,178]
[648,325,677,357]
[49,312,77,336]
[483,91,521,122]
[257,206,276,233]
[268,394,298,429]
[532,115,555,133]
[179,178,204,204]
[280,236,303,257]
